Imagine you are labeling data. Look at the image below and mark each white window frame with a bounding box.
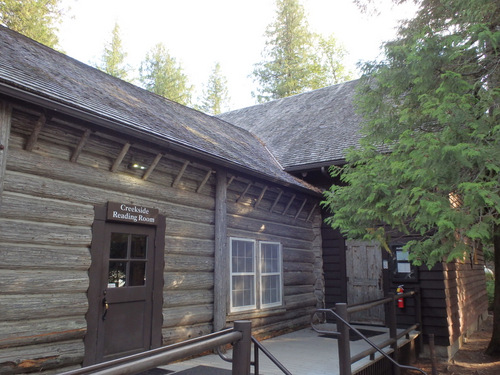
[229,237,283,312]
[259,241,283,308]
[230,238,257,312]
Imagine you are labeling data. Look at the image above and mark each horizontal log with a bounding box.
[228,214,314,242]
[4,170,215,224]
[283,271,316,286]
[0,270,88,295]
[165,237,214,257]
[162,305,213,328]
[0,294,88,322]
[163,290,213,307]
[0,191,94,226]
[283,293,318,310]
[6,149,215,210]
[162,323,213,345]
[227,228,311,250]
[227,202,313,229]
[283,262,314,273]
[164,272,214,290]
[164,218,214,240]
[0,317,86,349]
[0,218,91,247]
[0,243,90,270]
[0,339,84,374]
[165,254,214,273]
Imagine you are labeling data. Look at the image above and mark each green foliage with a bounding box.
[196,62,231,115]
[0,0,63,48]
[487,279,495,310]
[322,0,500,269]
[252,0,351,102]
[139,43,193,106]
[95,23,130,81]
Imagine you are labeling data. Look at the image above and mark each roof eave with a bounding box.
[0,82,320,196]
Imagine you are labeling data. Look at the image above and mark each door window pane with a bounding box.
[129,261,146,286]
[108,261,126,287]
[131,235,147,259]
[110,233,128,259]
[108,232,149,287]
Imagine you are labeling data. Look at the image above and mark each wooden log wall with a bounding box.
[391,254,488,358]
[226,178,323,338]
[0,103,324,372]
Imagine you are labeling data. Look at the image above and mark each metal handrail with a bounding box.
[312,308,426,374]
[217,336,292,375]
[59,323,250,375]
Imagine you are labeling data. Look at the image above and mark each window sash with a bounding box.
[260,242,282,308]
[230,238,257,311]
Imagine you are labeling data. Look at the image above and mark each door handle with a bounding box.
[102,297,109,320]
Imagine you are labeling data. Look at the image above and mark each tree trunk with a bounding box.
[486,223,500,355]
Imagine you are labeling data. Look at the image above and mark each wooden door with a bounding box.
[96,224,156,362]
[85,211,165,366]
[345,240,385,324]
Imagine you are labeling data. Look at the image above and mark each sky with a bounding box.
[58,0,417,110]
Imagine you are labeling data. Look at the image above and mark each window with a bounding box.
[230,238,282,312]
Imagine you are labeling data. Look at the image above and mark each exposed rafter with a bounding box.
[142,153,163,181]
[172,160,190,187]
[70,128,91,163]
[111,142,131,172]
[25,112,48,151]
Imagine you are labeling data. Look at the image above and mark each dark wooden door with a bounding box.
[346,240,385,324]
[96,224,156,362]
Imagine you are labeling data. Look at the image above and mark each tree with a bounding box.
[0,0,63,48]
[95,22,130,81]
[322,0,500,354]
[312,34,353,87]
[139,43,193,106]
[196,62,231,115]
[252,0,350,102]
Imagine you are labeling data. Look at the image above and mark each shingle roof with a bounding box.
[0,26,319,194]
[217,80,364,171]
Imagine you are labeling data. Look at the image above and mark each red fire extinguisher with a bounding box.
[397,285,405,308]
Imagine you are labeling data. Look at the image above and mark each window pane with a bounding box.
[108,261,126,287]
[262,275,280,305]
[232,275,255,308]
[129,261,146,286]
[110,233,128,259]
[261,243,279,273]
[131,234,148,259]
[232,240,254,273]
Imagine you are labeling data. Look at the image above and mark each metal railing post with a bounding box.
[336,303,351,375]
[388,293,400,375]
[232,320,251,375]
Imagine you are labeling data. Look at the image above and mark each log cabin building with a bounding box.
[0,27,324,373]
[0,26,488,373]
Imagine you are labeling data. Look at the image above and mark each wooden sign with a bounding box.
[107,202,159,225]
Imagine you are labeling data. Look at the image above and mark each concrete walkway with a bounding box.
[159,325,418,375]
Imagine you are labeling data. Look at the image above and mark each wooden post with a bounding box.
[214,168,228,332]
[0,101,12,208]
[388,293,400,375]
[337,303,351,375]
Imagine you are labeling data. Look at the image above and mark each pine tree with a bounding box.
[252,0,351,102]
[196,62,231,115]
[323,0,500,354]
[0,0,64,48]
[95,23,130,81]
[139,43,193,106]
